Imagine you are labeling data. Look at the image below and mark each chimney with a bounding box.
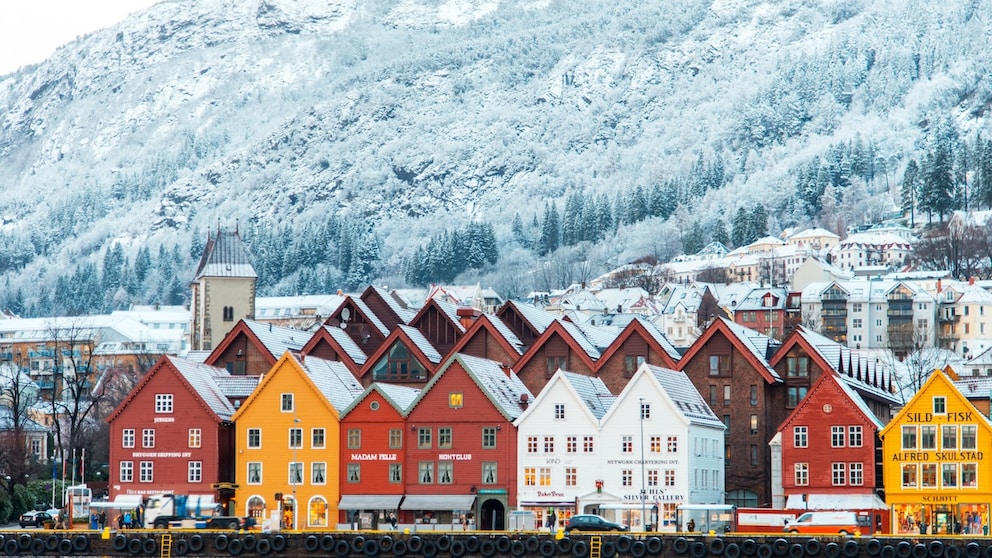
[457,306,482,329]
[970,276,976,286]
[937,278,942,293]
[519,393,529,409]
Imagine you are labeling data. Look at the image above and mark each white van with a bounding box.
[783,511,860,536]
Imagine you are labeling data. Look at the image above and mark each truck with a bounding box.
[143,493,255,530]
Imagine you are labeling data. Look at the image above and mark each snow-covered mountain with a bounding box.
[1,0,990,310]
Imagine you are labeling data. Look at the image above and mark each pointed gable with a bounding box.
[678,317,780,383]
[411,354,533,422]
[360,285,416,331]
[360,325,442,386]
[204,319,307,375]
[445,313,524,364]
[300,325,368,376]
[514,370,614,428]
[594,317,682,393]
[324,295,390,355]
[512,319,601,396]
[192,228,257,280]
[497,300,559,349]
[409,298,465,358]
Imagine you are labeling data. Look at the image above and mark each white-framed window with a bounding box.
[482,462,497,484]
[312,462,327,484]
[389,463,402,483]
[848,426,862,447]
[247,428,261,448]
[289,462,303,485]
[188,461,202,483]
[120,461,134,483]
[831,426,845,447]
[664,469,676,487]
[188,428,201,448]
[290,428,303,449]
[419,462,434,484]
[123,429,135,448]
[439,461,454,484]
[155,393,173,413]
[543,436,554,453]
[794,426,807,448]
[622,435,633,453]
[247,462,262,484]
[583,436,594,453]
[667,436,678,453]
[622,469,632,487]
[554,403,565,419]
[566,468,577,486]
[795,463,808,486]
[142,429,155,448]
[849,462,863,486]
[539,467,551,487]
[832,463,846,485]
[312,428,326,449]
[139,461,153,483]
[281,393,294,412]
[347,463,360,483]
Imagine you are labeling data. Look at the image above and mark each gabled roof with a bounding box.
[106,355,238,423]
[880,370,992,438]
[204,319,307,368]
[192,228,257,280]
[513,369,614,427]
[594,316,681,370]
[359,325,443,382]
[348,298,390,337]
[678,317,780,383]
[604,363,723,429]
[340,382,422,418]
[513,319,601,373]
[301,325,369,367]
[409,298,466,334]
[777,369,884,436]
[499,300,559,335]
[445,313,525,360]
[362,285,417,326]
[412,354,533,422]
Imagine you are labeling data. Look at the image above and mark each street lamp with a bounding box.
[292,416,301,530]
[639,397,647,532]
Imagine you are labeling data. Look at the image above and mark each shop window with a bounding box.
[942,464,958,488]
[901,464,917,488]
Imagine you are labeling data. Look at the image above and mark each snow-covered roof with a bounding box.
[398,325,442,364]
[193,229,257,280]
[167,356,238,420]
[644,363,724,428]
[319,325,368,365]
[243,320,307,358]
[561,370,614,420]
[301,356,365,411]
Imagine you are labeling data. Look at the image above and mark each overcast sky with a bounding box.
[0,0,159,75]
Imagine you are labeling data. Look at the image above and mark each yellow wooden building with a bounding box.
[880,370,992,536]
[231,352,364,530]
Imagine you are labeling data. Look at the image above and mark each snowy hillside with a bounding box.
[1,0,991,313]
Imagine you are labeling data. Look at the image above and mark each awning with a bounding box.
[519,501,575,507]
[785,493,887,510]
[400,495,476,510]
[90,495,144,509]
[339,495,403,510]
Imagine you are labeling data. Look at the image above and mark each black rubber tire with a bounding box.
[112,534,128,552]
[727,544,742,558]
[984,546,992,558]
[128,538,143,555]
[72,535,89,553]
[407,536,424,555]
[228,538,244,557]
[805,540,822,557]
[334,539,350,558]
[189,534,205,553]
[18,534,32,552]
[882,546,896,558]
[773,539,790,558]
[743,540,758,557]
[174,539,189,556]
[558,537,574,555]
[525,536,541,554]
[215,534,230,553]
[945,547,961,558]
[30,538,45,555]
[2,539,16,557]
[271,535,287,553]
[896,542,913,558]
[465,537,480,554]
[351,536,366,554]
[824,543,841,558]
[573,540,590,558]
[242,535,257,552]
[451,540,468,558]
[379,536,393,553]
[617,536,633,554]
[602,541,617,558]
[691,542,708,558]
[929,542,945,558]
[674,537,690,555]
[304,535,320,553]
[496,536,512,554]
[256,538,272,556]
[539,540,557,558]
[965,544,981,558]
[868,540,884,557]
[58,538,74,556]
[143,537,158,555]
[364,538,381,557]
[646,537,664,556]
[437,536,452,553]
[511,540,527,557]
[790,544,806,558]
[844,541,861,558]
[914,545,928,558]
[710,538,727,556]
[479,539,496,558]
[321,535,336,553]
[757,544,774,558]
[631,540,648,558]
[45,534,59,551]
[393,540,409,558]
[422,540,439,558]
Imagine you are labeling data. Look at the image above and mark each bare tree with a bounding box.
[893,327,945,401]
[0,363,42,486]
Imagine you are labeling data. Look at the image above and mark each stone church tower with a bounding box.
[189,226,257,351]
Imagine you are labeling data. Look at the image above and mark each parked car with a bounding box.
[564,514,629,533]
[19,510,54,528]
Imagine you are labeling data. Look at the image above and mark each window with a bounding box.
[120,461,133,482]
[188,461,202,483]
[921,464,937,487]
[648,470,659,487]
[750,385,758,406]
[622,436,633,453]
[389,464,402,483]
[390,429,403,449]
[962,425,977,450]
[848,426,862,447]
[667,436,678,453]
[418,427,432,449]
[793,426,807,447]
[188,428,201,448]
[439,427,453,449]
[665,469,676,487]
[622,470,632,487]
[223,306,234,321]
[584,436,595,453]
[852,303,862,312]
[849,463,863,486]
[155,394,173,413]
[290,428,303,449]
[527,436,538,453]
[709,355,730,376]
[795,463,808,486]
[567,436,577,453]
[419,462,434,484]
[786,387,807,407]
[831,426,845,447]
[852,318,862,328]
[544,436,555,453]
[311,462,326,484]
[901,464,917,488]
[709,385,718,406]
[281,393,294,412]
[902,425,917,449]
[449,393,463,408]
[942,425,957,450]
[786,356,809,377]
[248,428,261,449]
[640,401,651,420]
[290,463,303,485]
[625,355,646,376]
[547,355,567,375]
[920,426,936,450]
[482,462,497,484]
[122,429,135,448]
[347,429,361,449]
[372,342,429,381]
[724,415,731,430]
[933,396,946,414]
[555,404,565,419]
[723,385,731,405]
[312,428,326,449]
[650,436,662,453]
[438,461,453,484]
[832,463,846,485]
[962,463,977,487]
[347,464,360,483]
[750,415,758,435]
[142,429,155,448]
[247,462,262,484]
[942,464,957,488]
[539,468,551,486]
[524,468,536,486]
[750,445,758,466]
[566,468,577,486]
[482,427,497,449]
[140,461,153,483]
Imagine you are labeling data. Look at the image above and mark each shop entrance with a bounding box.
[934,509,951,535]
[480,499,505,530]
